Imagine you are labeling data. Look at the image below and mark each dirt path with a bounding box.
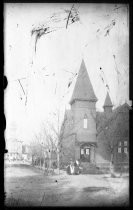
[4,164,129,206]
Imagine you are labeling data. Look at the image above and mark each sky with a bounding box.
[4,3,130,144]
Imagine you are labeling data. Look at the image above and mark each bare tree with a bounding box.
[29,121,60,175]
[46,108,63,174]
[30,141,42,167]
[102,129,118,177]
[46,107,82,174]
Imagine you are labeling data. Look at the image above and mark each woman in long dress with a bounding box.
[66,161,75,175]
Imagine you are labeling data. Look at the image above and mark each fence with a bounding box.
[31,156,58,175]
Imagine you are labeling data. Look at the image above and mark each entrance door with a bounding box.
[80,146,90,162]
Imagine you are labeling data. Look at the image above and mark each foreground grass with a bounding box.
[5,197,33,206]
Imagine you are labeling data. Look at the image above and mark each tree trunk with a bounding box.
[40,158,41,169]
[49,152,52,169]
[43,157,45,171]
[57,149,60,174]
[110,153,115,177]
[32,155,34,165]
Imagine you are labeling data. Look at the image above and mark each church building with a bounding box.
[60,59,130,171]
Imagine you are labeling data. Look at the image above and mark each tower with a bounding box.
[103,92,113,118]
[69,59,97,163]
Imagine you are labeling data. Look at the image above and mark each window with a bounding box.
[83,114,88,129]
[124,141,127,146]
[118,147,121,153]
[124,147,127,153]
[84,119,87,128]
[124,141,128,154]
[118,142,122,153]
[86,148,90,155]
[81,149,84,154]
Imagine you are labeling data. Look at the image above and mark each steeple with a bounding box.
[70,59,97,105]
[103,92,113,108]
[103,92,113,116]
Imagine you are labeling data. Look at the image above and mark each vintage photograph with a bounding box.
[4,3,130,206]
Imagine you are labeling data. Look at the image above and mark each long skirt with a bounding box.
[66,165,75,175]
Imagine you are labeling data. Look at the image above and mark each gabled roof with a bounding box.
[96,102,130,136]
[113,102,131,113]
[103,92,113,107]
[70,59,97,105]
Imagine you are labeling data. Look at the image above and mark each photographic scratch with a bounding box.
[66,4,80,29]
[113,6,125,11]
[31,5,79,54]
[18,79,25,95]
[104,29,110,36]
[31,26,55,54]
[54,83,57,94]
[25,95,27,106]
[68,81,72,88]
[113,55,121,84]
[105,19,116,29]
[106,84,110,91]
[99,68,110,91]
[63,70,75,75]
[104,20,116,36]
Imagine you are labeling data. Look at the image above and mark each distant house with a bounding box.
[60,59,130,170]
[5,138,23,160]
[22,144,32,161]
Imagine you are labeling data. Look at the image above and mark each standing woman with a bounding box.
[74,160,80,175]
[66,160,75,175]
[70,161,75,175]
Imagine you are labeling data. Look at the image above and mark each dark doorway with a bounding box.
[80,146,90,162]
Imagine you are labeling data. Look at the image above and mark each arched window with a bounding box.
[83,114,88,129]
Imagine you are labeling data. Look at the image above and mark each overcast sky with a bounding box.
[4,3,130,144]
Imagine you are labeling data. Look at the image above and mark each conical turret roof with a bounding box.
[103,92,113,107]
[70,59,97,105]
